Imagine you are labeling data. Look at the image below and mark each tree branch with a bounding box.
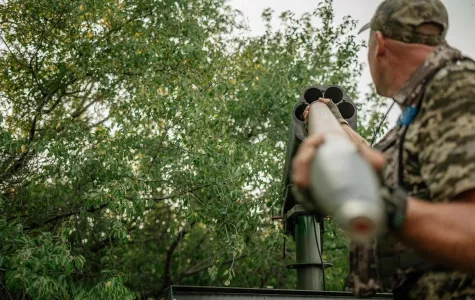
[41,96,63,114]
[29,56,46,98]
[0,75,77,182]
[151,175,243,203]
[88,115,111,129]
[180,255,247,278]
[27,8,69,99]
[189,231,210,256]
[71,97,100,118]
[0,31,26,68]
[26,202,110,231]
[152,184,214,202]
[163,221,196,288]
[28,115,38,143]
[41,75,77,114]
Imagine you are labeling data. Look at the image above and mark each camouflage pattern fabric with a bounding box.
[346,239,383,297]
[345,43,475,299]
[358,0,449,46]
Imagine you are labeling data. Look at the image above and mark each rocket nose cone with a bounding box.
[336,199,386,243]
[348,216,378,243]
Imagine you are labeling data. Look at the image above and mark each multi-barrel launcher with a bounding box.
[281,85,386,290]
[282,85,359,218]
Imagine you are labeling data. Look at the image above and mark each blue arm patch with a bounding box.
[397,106,418,126]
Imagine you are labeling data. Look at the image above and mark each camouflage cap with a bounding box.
[358,0,449,45]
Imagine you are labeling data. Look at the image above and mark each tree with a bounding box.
[0,0,386,298]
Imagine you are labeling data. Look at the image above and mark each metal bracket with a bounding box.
[286,262,333,269]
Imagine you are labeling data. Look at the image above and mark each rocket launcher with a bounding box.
[282,86,386,243]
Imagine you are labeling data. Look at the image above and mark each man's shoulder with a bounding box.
[426,58,475,95]
[414,56,475,201]
[421,58,475,113]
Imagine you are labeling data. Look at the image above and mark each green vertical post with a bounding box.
[294,215,323,290]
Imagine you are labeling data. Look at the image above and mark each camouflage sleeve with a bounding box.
[418,60,475,201]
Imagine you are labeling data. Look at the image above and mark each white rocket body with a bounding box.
[306,102,387,243]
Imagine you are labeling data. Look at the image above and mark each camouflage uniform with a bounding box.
[346,0,475,299]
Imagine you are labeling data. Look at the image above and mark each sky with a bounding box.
[229,0,475,128]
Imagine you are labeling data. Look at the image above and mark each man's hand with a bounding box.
[302,99,329,122]
[291,134,326,189]
[303,98,348,125]
[291,130,386,190]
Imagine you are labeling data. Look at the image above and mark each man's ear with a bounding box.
[374,31,386,58]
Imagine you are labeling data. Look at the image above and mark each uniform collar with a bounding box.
[392,43,463,107]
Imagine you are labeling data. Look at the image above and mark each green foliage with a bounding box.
[322,218,351,291]
[356,84,391,143]
[0,0,385,298]
[1,220,84,299]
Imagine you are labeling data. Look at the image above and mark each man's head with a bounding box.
[360,0,449,97]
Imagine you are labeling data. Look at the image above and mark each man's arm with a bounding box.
[397,64,475,274]
[399,194,475,273]
[341,123,370,146]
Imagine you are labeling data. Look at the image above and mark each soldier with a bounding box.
[292,0,475,299]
